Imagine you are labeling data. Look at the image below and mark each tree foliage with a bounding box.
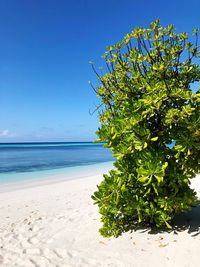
[91,20,200,237]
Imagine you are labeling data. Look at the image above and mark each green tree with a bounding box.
[91,20,200,237]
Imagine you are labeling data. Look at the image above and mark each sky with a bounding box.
[0,0,200,142]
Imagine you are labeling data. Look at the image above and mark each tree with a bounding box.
[91,20,200,237]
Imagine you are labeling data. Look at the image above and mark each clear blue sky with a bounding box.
[0,0,199,142]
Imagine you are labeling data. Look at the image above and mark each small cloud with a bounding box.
[0,129,15,137]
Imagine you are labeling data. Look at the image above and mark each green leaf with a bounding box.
[138,176,149,183]
[164,220,172,229]
[151,136,158,141]
[154,174,164,184]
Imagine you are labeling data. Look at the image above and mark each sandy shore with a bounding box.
[0,167,200,267]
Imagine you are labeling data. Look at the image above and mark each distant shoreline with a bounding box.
[0,141,106,147]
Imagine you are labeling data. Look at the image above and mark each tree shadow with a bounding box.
[127,204,200,237]
[171,204,200,236]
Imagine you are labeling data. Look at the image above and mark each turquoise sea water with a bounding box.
[0,142,114,186]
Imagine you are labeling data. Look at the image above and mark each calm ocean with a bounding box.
[0,142,114,186]
[0,142,113,174]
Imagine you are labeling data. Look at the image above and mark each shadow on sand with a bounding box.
[130,204,200,237]
[171,204,200,236]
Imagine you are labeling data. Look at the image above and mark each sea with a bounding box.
[0,142,114,187]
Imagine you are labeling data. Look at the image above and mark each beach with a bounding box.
[0,167,200,267]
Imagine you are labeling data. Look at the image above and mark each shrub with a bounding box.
[91,20,200,237]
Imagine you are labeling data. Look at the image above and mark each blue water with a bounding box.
[0,142,114,175]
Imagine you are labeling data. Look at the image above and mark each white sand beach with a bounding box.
[0,167,200,267]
